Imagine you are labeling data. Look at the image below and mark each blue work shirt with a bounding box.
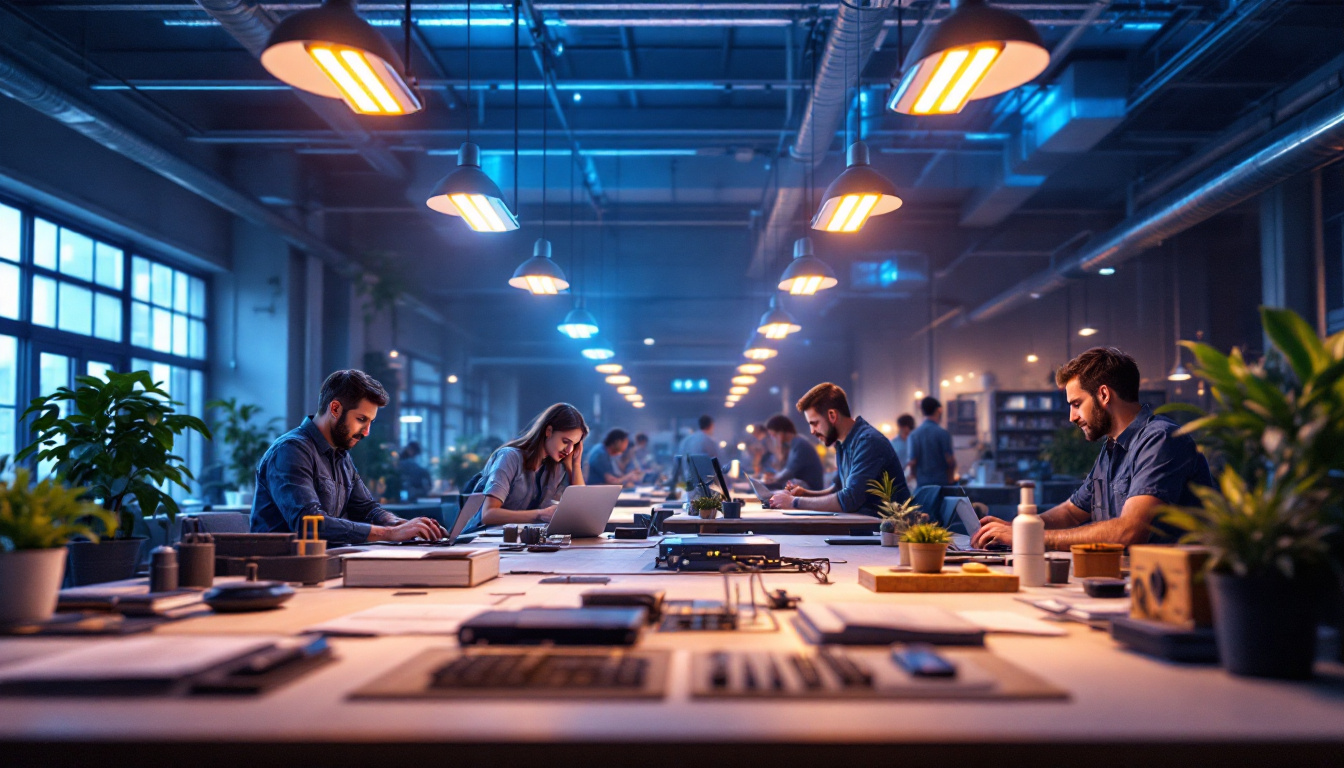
[678,431,719,462]
[832,417,910,517]
[1069,405,1213,543]
[250,417,399,545]
[908,418,955,488]
[772,435,825,491]
[586,445,619,484]
[890,435,911,466]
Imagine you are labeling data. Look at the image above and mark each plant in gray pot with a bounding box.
[207,398,280,507]
[17,371,212,586]
[0,461,116,624]
[1158,307,1344,678]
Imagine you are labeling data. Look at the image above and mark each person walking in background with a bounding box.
[677,414,718,460]
[907,397,956,488]
[890,414,915,466]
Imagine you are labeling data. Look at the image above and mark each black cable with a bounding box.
[466,0,471,142]
[403,0,413,82]
[513,1,520,209]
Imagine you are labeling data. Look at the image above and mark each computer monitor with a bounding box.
[688,454,733,503]
[663,454,684,496]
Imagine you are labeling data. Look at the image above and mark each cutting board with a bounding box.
[859,566,1020,593]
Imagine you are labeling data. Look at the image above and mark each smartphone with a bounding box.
[824,537,881,545]
[891,644,957,678]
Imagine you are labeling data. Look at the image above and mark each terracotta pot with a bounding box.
[696,506,719,520]
[0,549,68,624]
[1071,544,1123,579]
[899,541,911,567]
[908,543,948,574]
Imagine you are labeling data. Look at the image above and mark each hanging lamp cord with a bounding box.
[513,1,520,209]
[403,0,414,82]
[466,0,471,142]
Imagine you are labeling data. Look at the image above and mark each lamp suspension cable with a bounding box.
[513,0,519,209]
[465,0,471,142]
[403,0,413,86]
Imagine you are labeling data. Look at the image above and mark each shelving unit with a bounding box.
[991,390,1167,479]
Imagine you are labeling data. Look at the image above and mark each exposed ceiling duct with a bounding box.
[193,0,408,180]
[747,0,891,278]
[963,85,1344,324]
[0,46,444,323]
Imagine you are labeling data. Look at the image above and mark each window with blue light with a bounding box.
[851,259,901,291]
[670,378,710,393]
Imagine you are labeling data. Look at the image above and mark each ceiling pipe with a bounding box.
[748,0,892,278]
[0,46,444,324]
[191,0,407,180]
[963,87,1344,324]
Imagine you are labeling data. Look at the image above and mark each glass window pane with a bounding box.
[87,361,113,379]
[95,243,123,289]
[189,276,206,318]
[94,292,122,342]
[0,204,19,263]
[33,219,57,270]
[150,262,173,307]
[57,281,93,336]
[189,319,205,360]
[59,229,94,281]
[32,275,57,327]
[0,335,16,406]
[173,272,189,312]
[151,307,172,352]
[132,256,150,301]
[0,407,13,469]
[172,313,188,356]
[131,301,151,348]
[39,352,70,398]
[0,263,18,320]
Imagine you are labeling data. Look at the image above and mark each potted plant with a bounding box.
[1158,307,1344,678]
[207,398,280,507]
[902,523,953,574]
[0,461,115,624]
[867,472,925,562]
[692,493,723,520]
[17,371,212,585]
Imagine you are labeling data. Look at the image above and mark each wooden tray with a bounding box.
[859,566,1020,593]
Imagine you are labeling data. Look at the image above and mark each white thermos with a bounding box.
[1012,482,1046,587]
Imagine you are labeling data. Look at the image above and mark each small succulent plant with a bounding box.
[691,493,723,512]
[901,523,952,545]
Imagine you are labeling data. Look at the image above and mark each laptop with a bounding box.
[375,493,482,546]
[747,475,774,507]
[546,484,623,538]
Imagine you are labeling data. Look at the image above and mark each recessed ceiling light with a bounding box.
[643,338,655,345]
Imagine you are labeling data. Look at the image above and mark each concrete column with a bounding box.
[1260,178,1318,321]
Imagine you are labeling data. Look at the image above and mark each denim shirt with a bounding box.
[833,417,910,516]
[773,435,825,491]
[908,418,954,488]
[1069,405,1212,542]
[249,417,398,545]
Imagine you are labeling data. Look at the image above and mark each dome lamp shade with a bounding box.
[509,239,570,295]
[757,295,801,339]
[810,142,902,233]
[426,143,519,231]
[777,237,839,295]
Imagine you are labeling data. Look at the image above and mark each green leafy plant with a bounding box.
[1161,467,1334,580]
[691,493,723,512]
[0,459,117,551]
[438,435,501,491]
[1039,423,1100,478]
[901,522,952,545]
[17,371,212,539]
[867,472,925,534]
[206,398,281,490]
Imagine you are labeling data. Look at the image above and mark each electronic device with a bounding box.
[782,511,838,516]
[457,607,646,646]
[544,484,622,537]
[1083,577,1129,598]
[688,454,733,503]
[747,475,774,507]
[380,493,482,546]
[825,536,881,546]
[581,589,666,622]
[656,535,781,571]
[613,526,648,540]
[1129,545,1213,629]
[891,643,958,677]
[202,580,295,613]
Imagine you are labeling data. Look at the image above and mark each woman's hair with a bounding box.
[503,403,589,471]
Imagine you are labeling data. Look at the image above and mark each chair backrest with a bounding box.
[911,485,975,535]
[189,512,250,535]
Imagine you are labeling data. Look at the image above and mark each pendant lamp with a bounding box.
[426,143,519,231]
[582,338,615,360]
[777,237,838,295]
[595,363,622,374]
[558,301,600,339]
[261,0,422,115]
[743,334,779,361]
[510,238,569,295]
[737,363,766,375]
[887,0,1048,116]
[811,141,903,233]
[757,294,801,339]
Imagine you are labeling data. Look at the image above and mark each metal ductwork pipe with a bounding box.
[193,0,407,180]
[748,0,890,277]
[0,48,446,324]
[963,88,1344,324]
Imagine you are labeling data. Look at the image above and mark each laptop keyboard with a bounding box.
[430,650,648,691]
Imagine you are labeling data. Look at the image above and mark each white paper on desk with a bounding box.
[956,610,1068,636]
[0,636,277,682]
[306,604,489,636]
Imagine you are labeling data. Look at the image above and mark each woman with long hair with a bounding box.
[465,403,588,530]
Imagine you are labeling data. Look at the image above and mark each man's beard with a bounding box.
[1079,397,1112,442]
[821,422,840,447]
[332,414,362,450]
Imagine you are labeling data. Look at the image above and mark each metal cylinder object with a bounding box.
[149,545,179,593]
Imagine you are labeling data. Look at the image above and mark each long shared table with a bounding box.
[1,534,1342,767]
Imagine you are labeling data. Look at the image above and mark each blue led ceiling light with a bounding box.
[581,338,615,360]
[558,303,599,339]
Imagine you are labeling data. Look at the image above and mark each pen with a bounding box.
[506,570,556,575]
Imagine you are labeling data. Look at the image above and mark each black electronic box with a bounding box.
[656,536,782,571]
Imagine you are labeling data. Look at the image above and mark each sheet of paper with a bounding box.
[0,636,277,681]
[957,610,1069,636]
[306,604,490,636]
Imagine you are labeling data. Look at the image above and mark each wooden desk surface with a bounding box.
[1,536,1342,767]
[662,505,878,534]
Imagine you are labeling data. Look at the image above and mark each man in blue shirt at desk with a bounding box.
[972,347,1212,550]
[769,382,908,516]
[250,370,446,545]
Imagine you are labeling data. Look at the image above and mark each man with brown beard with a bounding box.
[250,370,446,544]
[972,347,1211,550]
